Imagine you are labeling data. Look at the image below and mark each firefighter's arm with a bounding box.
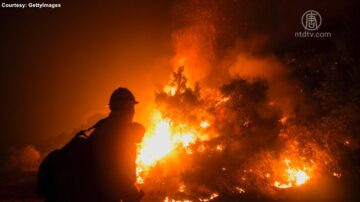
[130,122,145,143]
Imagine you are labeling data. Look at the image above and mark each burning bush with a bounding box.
[134,66,350,202]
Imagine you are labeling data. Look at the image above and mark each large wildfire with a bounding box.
[134,68,337,202]
[130,1,358,201]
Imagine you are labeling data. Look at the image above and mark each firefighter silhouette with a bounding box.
[37,88,145,202]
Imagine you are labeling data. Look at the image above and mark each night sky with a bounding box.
[0,0,175,160]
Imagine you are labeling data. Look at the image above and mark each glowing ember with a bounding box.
[333,172,342,178]
[215,144,223,151]
[199,193,219,202]
[179,184,186,192]
[199,120,210,128]
[215,96,230,106]
[279,116,288,124]
[235,187,246,194]
[164,85,177,96]
[164,197,192,202]
[173,132,195,147]
[273,158,311,189]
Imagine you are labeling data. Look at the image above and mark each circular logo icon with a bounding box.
[301,10,322,31]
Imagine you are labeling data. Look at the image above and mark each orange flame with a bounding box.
[136,110,197,183]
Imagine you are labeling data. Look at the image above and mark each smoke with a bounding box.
[171,0,300,116]
[5,145,41,172]
[222,36,301,115]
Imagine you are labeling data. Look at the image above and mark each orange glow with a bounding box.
[137,118,172,166]
[177,57,186,67]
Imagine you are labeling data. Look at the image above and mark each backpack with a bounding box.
[37,125,99,202]
[37,119,145,202]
